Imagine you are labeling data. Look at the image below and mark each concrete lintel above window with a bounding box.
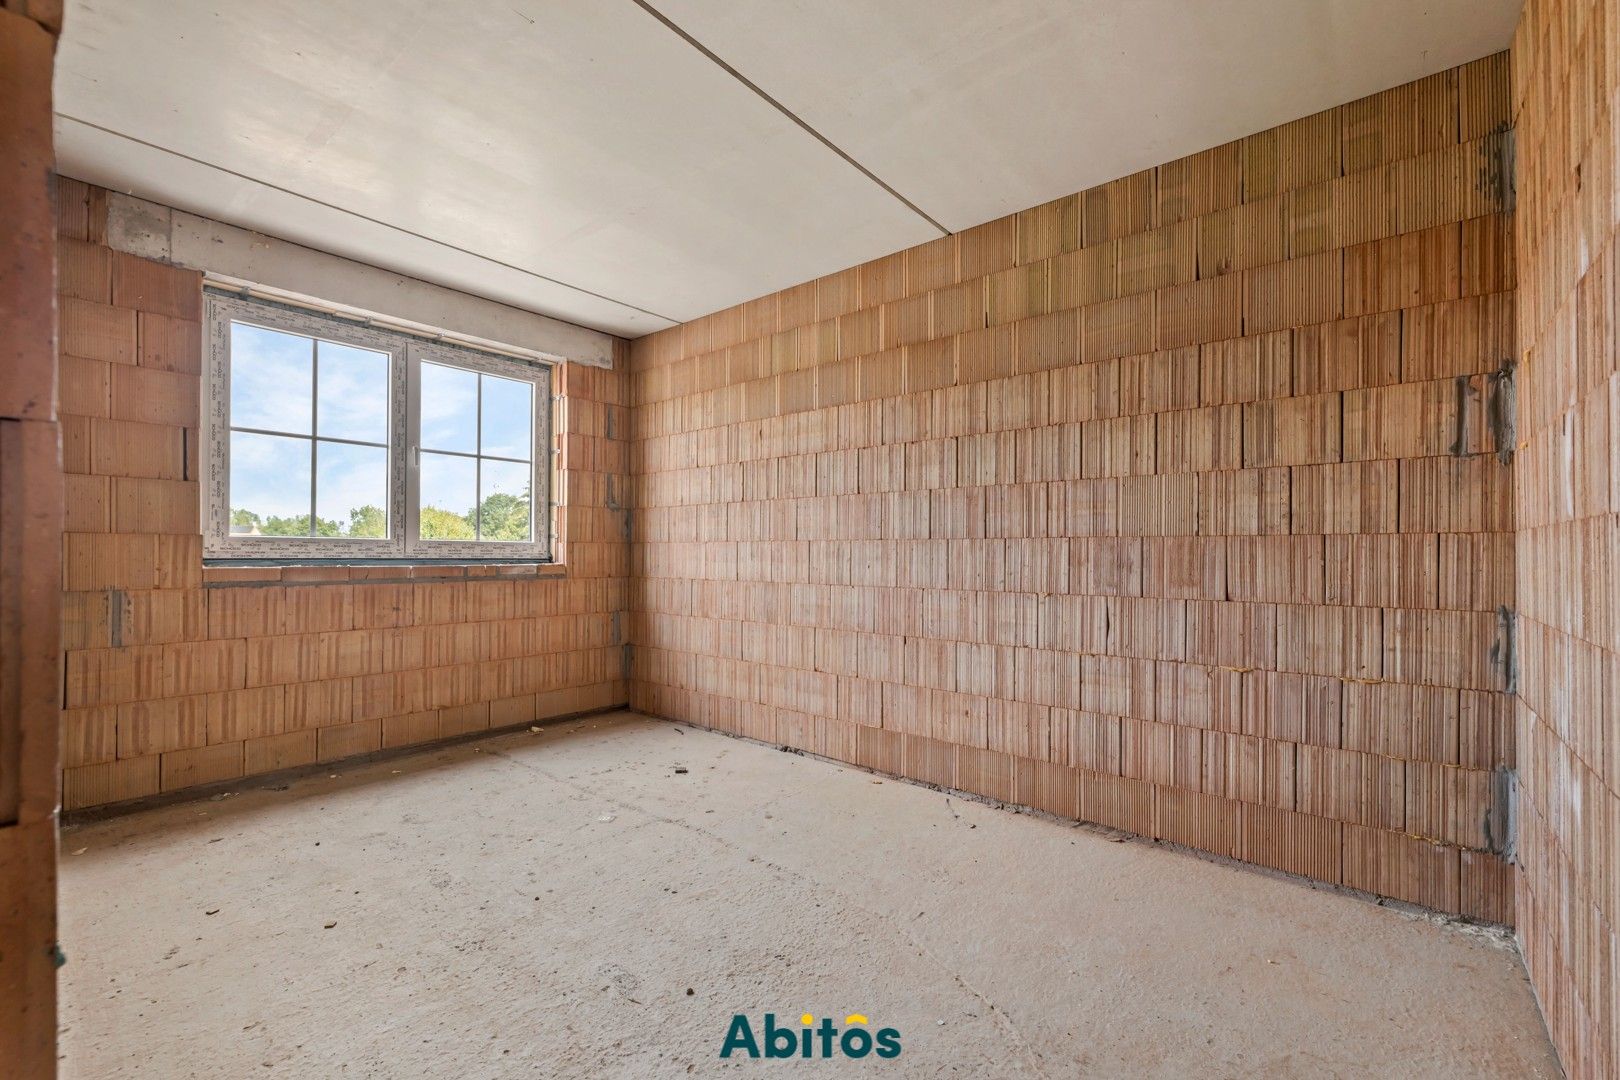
[105,191,618,368]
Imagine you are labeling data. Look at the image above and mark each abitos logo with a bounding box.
[720,1012,902,1060]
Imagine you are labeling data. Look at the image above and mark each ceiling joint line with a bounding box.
[54,114,681,326]
[628,0,952,237]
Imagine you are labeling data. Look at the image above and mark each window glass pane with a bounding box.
[229,431,312,537]
[479,373,533,460]
[419,362,478,453]
[315,441,388,538]
[478,459,532,542]
[231,322,313,434]
[418,452,477,540]
[316,340,389,444]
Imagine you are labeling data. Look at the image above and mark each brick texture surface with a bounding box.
[1513,1,1620,1075]
[56,179,631,809]
[629,56,1519,924]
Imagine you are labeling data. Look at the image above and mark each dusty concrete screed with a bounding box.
[57,711,1559,1077]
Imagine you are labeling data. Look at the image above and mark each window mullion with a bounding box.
[309,337,319,537]
[392,345,404,557]
[404,347,419,558]
[474,373,483,541]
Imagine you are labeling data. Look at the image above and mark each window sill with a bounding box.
[201,562,567,587]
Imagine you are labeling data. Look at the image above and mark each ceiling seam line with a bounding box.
[627,0,952,237]
[54,113,682,326]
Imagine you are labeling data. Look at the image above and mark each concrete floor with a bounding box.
[58,711,1559,1078]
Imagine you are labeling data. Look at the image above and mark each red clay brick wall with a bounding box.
[629,56,1519,921]
[1513,0,1619,1073]
[56,179,631,809]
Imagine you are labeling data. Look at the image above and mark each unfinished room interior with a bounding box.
[4,0,1620,1075]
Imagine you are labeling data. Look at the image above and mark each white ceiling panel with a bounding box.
[652,0,1523,231]
[55,117,678,338]
[54,0,939,335]
[54,0,1521,340]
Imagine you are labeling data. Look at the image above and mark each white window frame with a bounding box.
[405,340,553,560]
[203,290,553,562]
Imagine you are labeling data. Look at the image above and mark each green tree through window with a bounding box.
[229,505,388,538]
[347,504,387,538]
[478,488,531,541]
[418,505,475,540]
